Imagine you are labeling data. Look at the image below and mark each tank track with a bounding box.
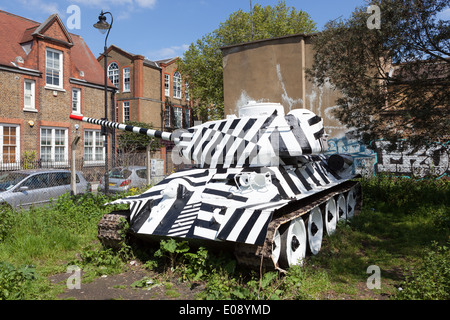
[234,180,362,271]
[97,210,130,249]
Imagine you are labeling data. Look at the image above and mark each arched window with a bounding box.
[173,71,181,99]
[108,62,119,88]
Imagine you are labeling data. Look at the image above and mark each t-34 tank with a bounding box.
[70,101,362,270]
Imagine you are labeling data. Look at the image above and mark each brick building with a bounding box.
[0,10,115,169]
[97,45,193,132]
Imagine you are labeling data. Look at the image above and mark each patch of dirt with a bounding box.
[322,282,391,300]
[49,263,205,300]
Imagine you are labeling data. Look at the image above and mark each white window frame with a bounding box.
[24,79,36,111]
[164,105,171,128]
[185,81,190,101]
[45,48,63,89]
[174,107,182,129]
[123,67,130,92]
[40,127,68,166]
[108,62,119,88]
[173,71,181,99]
[84,129,105,165]
[71,88,81,115]
[185,109,191,128]
[164,74,170,97]
[0,124,20,168]
[123,101,130,122]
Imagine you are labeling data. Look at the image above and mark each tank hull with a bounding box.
[100,155,362,270]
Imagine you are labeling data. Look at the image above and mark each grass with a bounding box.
[0,176,448,300]
[305,176,449,298]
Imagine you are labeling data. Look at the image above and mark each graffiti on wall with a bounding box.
[326,136,450,179]
[373,141,450,178]
[326,135,376,176]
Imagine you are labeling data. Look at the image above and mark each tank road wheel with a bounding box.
[346,188,357,219]
[271,228,281,266]
[324,198,337,235]
[336,193,347,221]
[279,217,307,267]
[306,207,323,255]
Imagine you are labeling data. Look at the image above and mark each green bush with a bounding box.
[0,262,36,300]
[0,204,15,242]
[360,176,450,212]
[396,242,450,300]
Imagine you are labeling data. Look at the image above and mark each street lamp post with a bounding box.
[94,11,113,194]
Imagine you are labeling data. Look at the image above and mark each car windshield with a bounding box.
[109,168,132,179]
[0,172,29,191]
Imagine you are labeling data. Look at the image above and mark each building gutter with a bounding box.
[0,64,41,77]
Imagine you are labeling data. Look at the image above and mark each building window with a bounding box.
[185,81,190,101]
[108,62,119,88]
[0,124,20,165]
[173,71,181,99]
[164,105,171,128]
[123,101,130,122]
[185,109,191,128]
[123,67,130,92]
[84,130,104,163]
[40,127,68,164]
[24,79,35,111]
[46,48,63,88]
[174,107,182,128]
[72,88,81,114]
[164,74,170,97]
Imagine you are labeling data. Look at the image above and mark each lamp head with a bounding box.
[93,11,110,34]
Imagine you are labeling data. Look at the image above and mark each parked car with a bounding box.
[0,169,90,209]
[99,166,148,193]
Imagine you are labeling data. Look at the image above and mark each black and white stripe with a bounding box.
[216,208,274,245]
[72,109,326,169]
[70,115,173,141]
[167,202,202,238]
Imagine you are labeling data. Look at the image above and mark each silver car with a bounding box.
[99,166,148,193]
[0,169,90,209]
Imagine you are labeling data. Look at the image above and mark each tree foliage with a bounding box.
[308,0,449,149]
[179,0,317,121]
[116,121,161,153]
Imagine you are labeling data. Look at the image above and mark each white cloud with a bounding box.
[71,0,154,9]
[70,0,156,21]
[436,7,450,21]
[135,0,157,9]
[18,0,61,16]
[148,44,189,60]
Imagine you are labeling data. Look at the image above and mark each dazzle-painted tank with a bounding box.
[70,101,361,270]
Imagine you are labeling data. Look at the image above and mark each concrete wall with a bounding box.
[221,34,450,179]
[222,34,346,139]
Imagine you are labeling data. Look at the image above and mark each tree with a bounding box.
[179,0,317,121]
[308,0,449,150]
[116,121,161,153]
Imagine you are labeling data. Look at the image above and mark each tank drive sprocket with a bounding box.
[97,210,130,249]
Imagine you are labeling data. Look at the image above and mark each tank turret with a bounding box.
[70,101,327,169]
[73,102,362,271]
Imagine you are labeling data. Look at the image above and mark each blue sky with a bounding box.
[1,0,449,61]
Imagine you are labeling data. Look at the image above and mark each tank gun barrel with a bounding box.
[70,102,328,169]
[69,114,174,141]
